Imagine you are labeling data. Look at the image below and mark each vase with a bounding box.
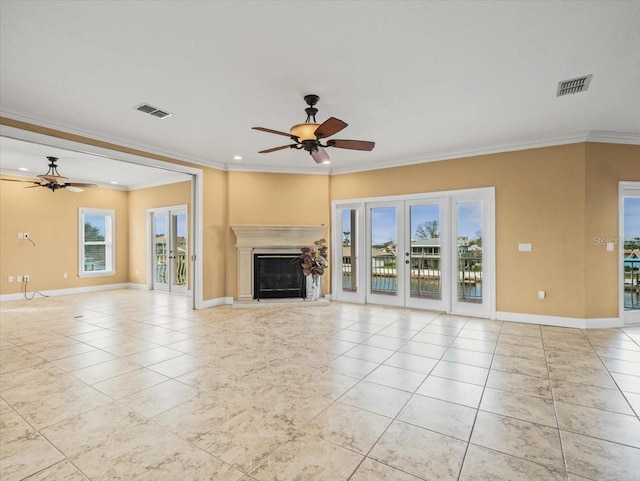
[307,274,322,301]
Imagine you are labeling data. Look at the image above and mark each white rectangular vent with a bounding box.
[135,103,172,119]
[556,75,592,97]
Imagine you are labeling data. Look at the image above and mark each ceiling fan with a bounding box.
[252,94,375,164]
[1,156,97,192]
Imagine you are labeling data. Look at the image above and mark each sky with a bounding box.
[342,202,483,245]
[154,213,187,238]
[625,197,640,238]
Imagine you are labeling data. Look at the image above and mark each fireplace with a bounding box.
[253,254,305,300]
[231,225,327,302]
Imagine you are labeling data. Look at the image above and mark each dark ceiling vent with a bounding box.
[135,103,172,119]
[556,75,592,97]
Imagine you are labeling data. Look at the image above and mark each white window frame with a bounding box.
[79,208,115,277]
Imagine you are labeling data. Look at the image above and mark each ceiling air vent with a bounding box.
[135,103,172,119]
[556,75,592,97]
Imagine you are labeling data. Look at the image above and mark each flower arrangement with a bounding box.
[298,238,328,279]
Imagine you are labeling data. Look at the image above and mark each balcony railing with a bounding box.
[625,258,640,310]
[155,252,187,285]
[458,255,482,303]
[342,253,482,301]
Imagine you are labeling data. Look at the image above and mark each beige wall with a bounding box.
[203,168,228,301]
[2,117,638,320]
[0,117,229,302]
[225,171,331,298]
[331,143,640,319]
[584,143,640,318]
[0,178,129,294]
[127,181,191,286]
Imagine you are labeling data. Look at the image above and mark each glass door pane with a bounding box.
[171,211,188,292]
[624,196,640,314]
[341,209,358,293]
[370,206,399,298]
[153,213,169,291]
[457,201,483,304]
[409,203,442,301]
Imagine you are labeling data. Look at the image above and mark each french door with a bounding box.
[621,182,640,325]
[149,206,188,294]
[333,188,494,317]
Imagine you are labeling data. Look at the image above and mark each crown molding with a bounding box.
[2,108,637,177]
[330,130,640,175]
[585,130,640,144]
[0,109,227,172]
[225,163,331,175]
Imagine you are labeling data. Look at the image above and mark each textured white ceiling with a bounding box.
[1,0,639,183]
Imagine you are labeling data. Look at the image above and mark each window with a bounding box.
[79,208,115,276]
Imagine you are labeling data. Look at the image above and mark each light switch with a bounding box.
[518,243,532,252]
[606,243,614,252]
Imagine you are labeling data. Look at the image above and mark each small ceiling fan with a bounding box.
[252,94,375,164]
[1,156,97,192]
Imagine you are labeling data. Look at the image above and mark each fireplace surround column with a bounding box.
[237,246,254,301]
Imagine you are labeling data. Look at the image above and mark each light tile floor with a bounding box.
[1,290,639,481]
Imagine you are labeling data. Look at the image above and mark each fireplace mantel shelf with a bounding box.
[231,225,327,248]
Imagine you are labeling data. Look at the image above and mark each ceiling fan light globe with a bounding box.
[290,122,319,141]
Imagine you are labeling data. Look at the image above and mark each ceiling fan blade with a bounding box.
[65,185,84,193]
[314,117,348,139]
[311,147,331,164]
[66,182,97,188]
[1,178,40,184]
[25,185,42,189]
[258,144,297,154]
[327,139,375,151]
[252,127,297,139]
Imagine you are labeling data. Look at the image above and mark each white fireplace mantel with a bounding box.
[231,225,327,300]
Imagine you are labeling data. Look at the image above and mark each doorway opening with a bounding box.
[149,206,189,294]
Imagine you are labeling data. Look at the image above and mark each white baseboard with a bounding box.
[0,283,141,302]
[200,297,234,309]
[496,311,623,329]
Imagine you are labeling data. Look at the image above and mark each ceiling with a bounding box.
[0,0,639,185]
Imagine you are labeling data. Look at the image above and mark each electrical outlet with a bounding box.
[24,275,30,282]
[17,232,23,239]
[16,275,22,282]
[63,272,68,279]
[7,276,13,283]
[538,290,546,300]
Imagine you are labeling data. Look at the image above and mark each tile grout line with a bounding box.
[343,310,456,481]
[453,316,502,481]
[582,330,640,423]
[542,327,573,481]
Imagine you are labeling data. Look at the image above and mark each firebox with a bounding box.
[253,254,306,300]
